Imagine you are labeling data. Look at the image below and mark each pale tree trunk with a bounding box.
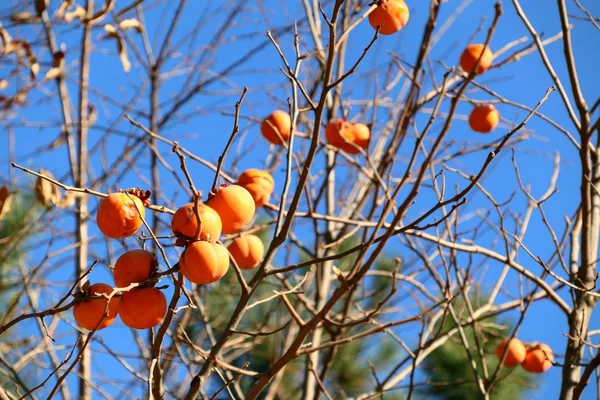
[76,0,93,398]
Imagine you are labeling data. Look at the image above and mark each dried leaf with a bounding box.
[56,0,73,19]
[88,0,115,24]
[0,79,7,90]
[43,67,62,81]
[35,0,48,15]
[14,91,27,106]
[4,41,22,56]
[34,169,60,208]
[88,104,97,126]
[332,265,343,277]
[102,29,130,73]
[44,52,65,81]
[5,40,39,80]
[64,6,86,22]
[104,24,117,34]
[30,62,40,79]
[0,22,11,47]
[0,185,13,221]
[11,12,36,23]
[56,191,82,209]
[119,19,142,33]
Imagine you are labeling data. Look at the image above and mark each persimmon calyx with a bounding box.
[120,187,152,206]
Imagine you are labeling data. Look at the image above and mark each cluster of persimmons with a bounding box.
[496,338,554,374]
[73,171,274,331]
[73,0,501,332]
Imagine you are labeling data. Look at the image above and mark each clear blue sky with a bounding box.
[2,0,600,398]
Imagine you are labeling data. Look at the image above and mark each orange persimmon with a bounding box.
[496,338,527,367]
[206,185,255,234]
[227,234,265,270]
[180,241,230,284]
[171,203,222,242]
[73,283,120,331]
[460,44,493,75]
[468,104,500,133]
[96,193,145,238]
[113,249,157,288]
[522,343,553,373]
[236,169,275,207]
[119,287,167,329]
[261,110,291,145]
[368,0,410,35]
[325,119,370,154]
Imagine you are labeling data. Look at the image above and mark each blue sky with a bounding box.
[2,0,600,398]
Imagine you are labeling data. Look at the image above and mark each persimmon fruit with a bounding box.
[236,169,275,207]
[496,338,527,367]
[73,283,120,331]
[325,119,370,154]
[469,104,500,133]
[113,249,157,288]
[368,0,410,35]
[206,185,255,234]
[119,287,167,329]
[180,241,230,284]
[96,193,145,238]
[460,44,493,75]
[522,343,553,373]
[171,203,222,242]
[227,234,265,270]
[261,110,291,145]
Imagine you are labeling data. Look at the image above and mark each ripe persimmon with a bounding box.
[171,203,222,242]
[113,249,157,288]
[469,104,500,133]
[119,287,167,329]
[261,110,291,145]
[227,234,265,270]
[97,192,145,238]
[236,169,275,207]
[522,343,553,373]
[460,44,493,75]
[180,241,230,284]
[496,338,527,367]
[73,283,120,331]
[325,120,370,154]
[206,185,255,234]
[368,0,410,35]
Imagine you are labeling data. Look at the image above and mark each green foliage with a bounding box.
[0,191,39,396]
[421,293,534,400]
[189,233,406,398]
[0,192,38,278]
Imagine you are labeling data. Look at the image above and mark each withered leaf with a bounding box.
[88,104,97,126]
[43,67,62,81]
[0,185,13,222]
[11,12,36,23]
[14,91,27,106]
[44,50,66,81]
[5,40,39,80]
[34,169,60,208]
[119,19,142,33]
[0,22,11,47]
[64,6,86,22]
[56,191,82,209]
[102,26,130,73]
[0,79,8,90]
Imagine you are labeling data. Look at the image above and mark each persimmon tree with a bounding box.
[0,0,599,399]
